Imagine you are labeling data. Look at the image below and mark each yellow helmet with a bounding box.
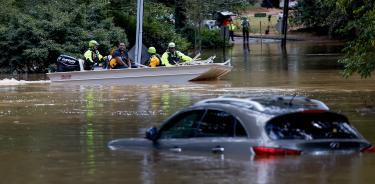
[148,47,156,54]
[89,40,99,48]
[168,42,176,48]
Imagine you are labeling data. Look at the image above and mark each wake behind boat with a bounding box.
[46,56,232,84]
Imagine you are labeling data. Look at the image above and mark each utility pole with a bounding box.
[281,0,289,47]
[135,0,144,65]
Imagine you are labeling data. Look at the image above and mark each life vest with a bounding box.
[109,57,125,69]
[109,58,117,69]
[228,23,236,31]
[83,49,103,70]
[84,49,102,63]
[147,54,163,67]
[167,51,180,65]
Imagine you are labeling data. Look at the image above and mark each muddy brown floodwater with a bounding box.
[1,39,375,184]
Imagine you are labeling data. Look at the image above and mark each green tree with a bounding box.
[337,0,375,78]
[0,0,126,73]
[111,0,190,52]
[293,0,375,78]
[291,0,347,37]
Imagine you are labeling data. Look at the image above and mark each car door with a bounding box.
[156,108,251,155]
[188,109,251,155]
[156,109,205,152]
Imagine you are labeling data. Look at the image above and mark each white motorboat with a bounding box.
[47,0,233,85]
[46,57,232,85]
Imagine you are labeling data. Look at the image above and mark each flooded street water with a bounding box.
[1,39,375,184]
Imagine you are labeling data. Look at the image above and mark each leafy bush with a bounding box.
[0,0,127,73]
[200,28,225,48]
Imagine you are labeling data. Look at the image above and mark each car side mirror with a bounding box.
[145,126,158,141]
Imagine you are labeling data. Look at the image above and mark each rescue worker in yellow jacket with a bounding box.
[228,20,236,41]
[84,40,103,70]
[161,42,192,67]
[147,47,163,68]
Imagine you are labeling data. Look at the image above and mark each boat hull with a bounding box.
[47,64,232,85]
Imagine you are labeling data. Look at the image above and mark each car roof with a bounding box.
[193,96,329,116]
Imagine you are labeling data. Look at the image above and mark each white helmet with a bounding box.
[168,42,176,48]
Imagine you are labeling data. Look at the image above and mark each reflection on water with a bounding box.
[1,41,375,183]
[82,88,99,176]
[116,151,372,184]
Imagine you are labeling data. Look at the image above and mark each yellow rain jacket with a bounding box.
[161,51,192,67]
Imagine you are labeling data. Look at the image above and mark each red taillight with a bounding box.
[361,146,375,153]
[253,146,301,155]
[302,109,326,113]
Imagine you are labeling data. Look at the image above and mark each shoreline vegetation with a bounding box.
[0,0,373,78]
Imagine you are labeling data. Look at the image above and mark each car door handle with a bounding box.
[212,146,224,153]
[169,147,182,153]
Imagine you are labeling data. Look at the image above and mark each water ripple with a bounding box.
[0,78,50,86]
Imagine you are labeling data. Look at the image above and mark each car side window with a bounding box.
[195,109,247,137]
[159,110,204,139]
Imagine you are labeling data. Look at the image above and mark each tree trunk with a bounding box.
[175,0,187,32]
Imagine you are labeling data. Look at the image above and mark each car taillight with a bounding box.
[253,146,301,155]
[361,146,375,153]
[302,109,326,113]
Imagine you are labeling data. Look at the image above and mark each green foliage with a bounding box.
[293,0,375,78]
[143,1,191,51]
[200,28,225,48]
[0,0,126,73]
[291,0,347,36]
[157,0,259,49]
[338,1,375,78]
[143,16,190,52]
[0,0,260,73]
[112,1,190,53]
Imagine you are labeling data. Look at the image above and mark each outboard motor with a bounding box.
[56,55,80,72]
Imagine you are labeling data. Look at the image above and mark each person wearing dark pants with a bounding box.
[241,17,250,42]
[228,20,236,41]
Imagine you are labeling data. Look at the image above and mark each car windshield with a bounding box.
[265,112,359,140]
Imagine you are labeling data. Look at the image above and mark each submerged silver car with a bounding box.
[108,96,375,156]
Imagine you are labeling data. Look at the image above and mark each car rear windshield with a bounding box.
[265,112,360,140]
